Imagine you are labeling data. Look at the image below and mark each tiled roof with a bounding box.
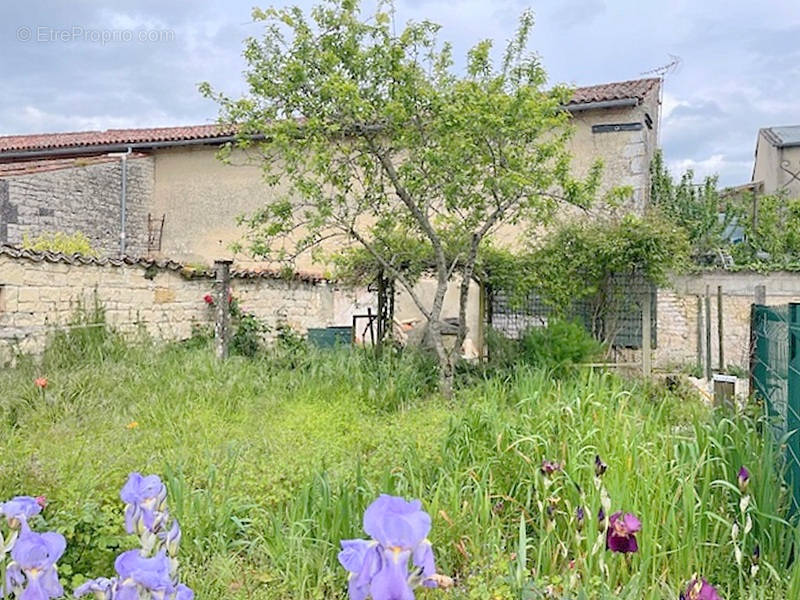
[567,77,660,106]
[0,245,328,283]
[0,79,660,157]
[0,124,235,154]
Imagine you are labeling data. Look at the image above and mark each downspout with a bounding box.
[109,147,132,256]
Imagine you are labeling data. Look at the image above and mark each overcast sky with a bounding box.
[2,0,800,186]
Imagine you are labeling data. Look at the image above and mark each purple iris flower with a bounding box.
[685,577,722,600]
[540,460,562,477]
[114,549,174,597]
[8,528,66,599]
[738,466,750,493]
[175,583,195,600]
[606,511,641,554]
[338,494,437,600]
[1,496,42,528]
[595,455,607,478]
[120,472,169,534]
[159,519,182,556]
[576,506,585,530]
[74,577,115,599]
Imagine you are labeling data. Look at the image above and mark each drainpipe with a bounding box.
[108,147,132,256]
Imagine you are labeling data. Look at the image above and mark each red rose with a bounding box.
[203,294,214,305]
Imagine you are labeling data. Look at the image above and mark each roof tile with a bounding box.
[0,78,660,156]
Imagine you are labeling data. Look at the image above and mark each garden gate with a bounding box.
[750,303,800,511]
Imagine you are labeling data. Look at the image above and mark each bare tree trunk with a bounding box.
[429,272,452,397]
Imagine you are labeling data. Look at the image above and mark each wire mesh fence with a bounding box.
[751,303,800,512]
[486,273,656,349]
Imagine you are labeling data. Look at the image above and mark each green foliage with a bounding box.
[1,339,798,598]
[519,320,603,372]
[484,212,688,312]
[486,320,602,375]
[651,149,800,271]
[22,231,99,257]
[41,296,130,370]
[202,0,603,383]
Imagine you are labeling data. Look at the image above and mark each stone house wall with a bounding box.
[0,156,153,257]
[0,247,341,365]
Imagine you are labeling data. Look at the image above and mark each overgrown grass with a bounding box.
[1,332,799,599]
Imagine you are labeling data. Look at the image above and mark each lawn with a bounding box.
[1,330,799,599]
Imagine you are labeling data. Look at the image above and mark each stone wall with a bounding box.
[0,247,340,364]
[0,156,153,257]
[655,271,800,370]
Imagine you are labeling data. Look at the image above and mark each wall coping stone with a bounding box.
[0,244,329,284]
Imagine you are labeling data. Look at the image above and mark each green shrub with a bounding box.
[22,231,99,256]
[518,319,603,371]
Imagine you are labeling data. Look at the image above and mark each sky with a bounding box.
[2,1,800,187]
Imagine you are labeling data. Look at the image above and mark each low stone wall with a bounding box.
[655,271,800,370]
[0,246,342,364]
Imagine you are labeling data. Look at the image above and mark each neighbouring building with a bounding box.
[752,125,800,196]
[0,77,662,342]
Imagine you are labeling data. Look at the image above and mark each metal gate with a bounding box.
[751,303,800,511]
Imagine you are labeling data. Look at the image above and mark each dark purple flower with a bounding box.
[595,455,608,478]
[1,496,42,528]
[606,511,641,554]
[576,506,585,530]
[114,549,174,596]
[120,472,168,534]
[597,507,606,532]
[540,460,562,477]
[685,577,722,600]
[74,577,115,599]
[738,466,750,493]
[339,494,438,600]
[8,528,66,599]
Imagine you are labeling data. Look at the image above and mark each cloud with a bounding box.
[2,0,800,188]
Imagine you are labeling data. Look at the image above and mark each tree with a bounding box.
[201,0,601,394]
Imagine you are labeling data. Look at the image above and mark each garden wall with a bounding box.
[656,271,800,370]
[0,246,349,364]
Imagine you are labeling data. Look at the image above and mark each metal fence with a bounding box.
[751,303,800,511]
[486,273,656,349]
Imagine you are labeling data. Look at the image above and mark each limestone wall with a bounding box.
[0,248,340,364]
[655,271,800,370]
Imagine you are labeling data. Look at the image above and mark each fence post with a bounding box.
[214,259,233,360]
[787,303,800,512]
[755,284,766,305]
[717,285,724,372]
[642,291,652,377]
[696,296,703,374]
[705,285,712,381]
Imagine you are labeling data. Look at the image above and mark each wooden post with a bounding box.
[696,296,703,373]
[705,285,712,381]
[214,259,233,360]
[717,285,724,372]
[642,291,652,377]
[376,269,385,356]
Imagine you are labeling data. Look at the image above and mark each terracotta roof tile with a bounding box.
[0,245,328,284]
[0,78,660,157]
[568,77,660,106]
[0,124,235,154]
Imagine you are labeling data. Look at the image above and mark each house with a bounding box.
[752,125,800,196]
[0,77,662,339]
